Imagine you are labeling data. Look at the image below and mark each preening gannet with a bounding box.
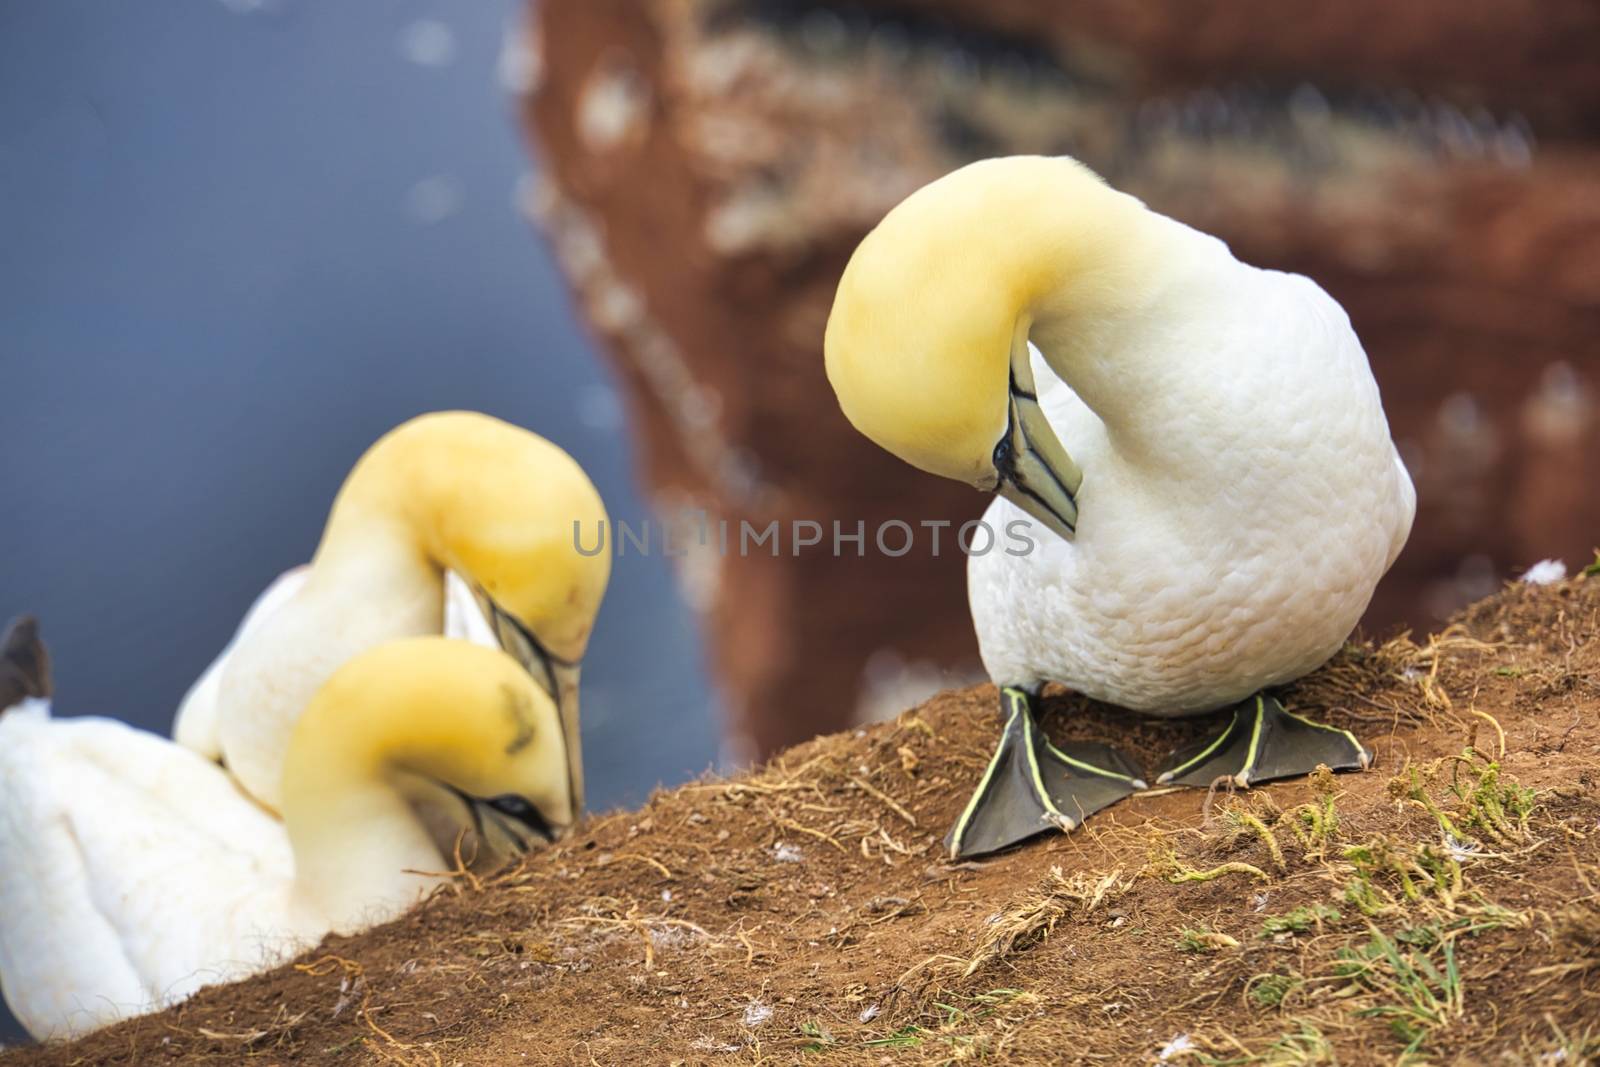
[825,156,1414,858]
[209,411,610,822]
[0,618,571,1040]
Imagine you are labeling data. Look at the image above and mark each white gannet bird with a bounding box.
[0,618,573,1041]
[201,411,610,822]
[825,156,1414,858]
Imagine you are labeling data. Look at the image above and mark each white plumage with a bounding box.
[968,219,1414,712]
[0,699,303,1040]
[0,629,563,1042]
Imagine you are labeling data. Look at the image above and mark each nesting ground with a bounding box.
[7,577,1600,1066]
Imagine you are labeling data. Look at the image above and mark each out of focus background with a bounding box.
[4,0,1600,1044]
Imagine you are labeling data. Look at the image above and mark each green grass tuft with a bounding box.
[1246,972,1300,1010]
[1332,925,1463,1058]
[1260,904,1341,937]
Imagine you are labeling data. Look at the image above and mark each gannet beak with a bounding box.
[992,373,1082,543]
[475,588,587,827]
[549,660,585,825]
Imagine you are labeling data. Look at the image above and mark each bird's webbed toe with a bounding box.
[945,688,1144,859]
[1155,694,1369,789]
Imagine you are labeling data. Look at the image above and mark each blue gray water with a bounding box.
[0,0,721,1042]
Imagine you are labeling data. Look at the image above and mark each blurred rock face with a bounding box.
[517,0,1600,760]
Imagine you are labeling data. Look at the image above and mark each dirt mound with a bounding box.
[7,574,1600,1065]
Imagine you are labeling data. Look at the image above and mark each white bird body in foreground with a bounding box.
[968,230,1414,713]
[825,155,1414,856]
[0,624,571,1041]
[0,701,303,1039]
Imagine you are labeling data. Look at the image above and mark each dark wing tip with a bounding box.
[1,615,52,707]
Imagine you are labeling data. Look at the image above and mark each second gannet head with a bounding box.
[824,156,1163,543]
[218,412,610,820]
[326,411,612,665]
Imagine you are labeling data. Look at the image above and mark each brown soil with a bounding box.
[8,575,1600,1066]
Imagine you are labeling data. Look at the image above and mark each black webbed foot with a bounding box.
[1155,694,1369,789]
[946,687,1144,859]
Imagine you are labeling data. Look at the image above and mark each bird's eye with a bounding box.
[484,793,554,842]
[488,795,533,818]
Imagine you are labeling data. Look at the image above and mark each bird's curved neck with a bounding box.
[285,783,446,934]
[280,715,451,933]
[313,454,450,570]
[1003,189,1207,429]
[306,450,482,628]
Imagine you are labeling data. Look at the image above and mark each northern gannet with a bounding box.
[0,618,571,1040]
[825,156,1414,858]
[206,411,610,822]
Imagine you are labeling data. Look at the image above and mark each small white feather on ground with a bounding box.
[1519,559,1568,585]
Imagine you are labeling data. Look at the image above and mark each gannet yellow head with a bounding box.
[321,411,610,816]
[284,637,574,852]
[825,156,1157,542]
[281,637,573,926]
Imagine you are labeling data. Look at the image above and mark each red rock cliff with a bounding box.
[516,0,1600,759]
